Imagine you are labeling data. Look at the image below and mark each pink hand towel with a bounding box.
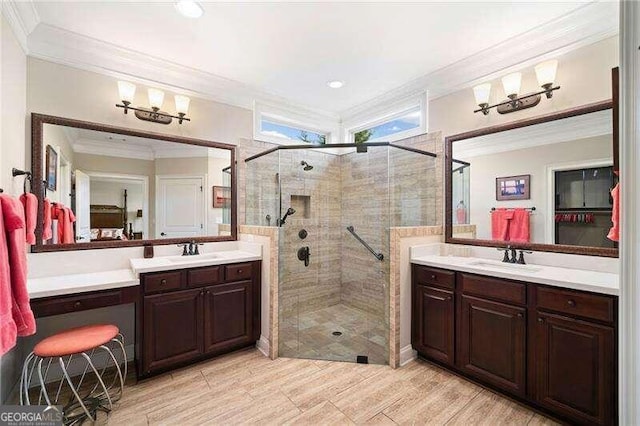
[0,195,36,344]
[19,193,38,245]
[607,183,620,242]
[0,198,18,355]
[509,209,531,243]
[43,198,52,241]
[491,209,512,241]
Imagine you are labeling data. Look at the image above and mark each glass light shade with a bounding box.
[117,81,136,103]
[535,60,558,87]
[174,95,191,114]
[148,88,165,109]
[473,83,491,105]
[501,72,522,97]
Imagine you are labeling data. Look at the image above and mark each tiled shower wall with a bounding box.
[244,132,443,360]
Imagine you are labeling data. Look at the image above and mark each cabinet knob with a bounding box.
[567,299,576,307]
[74,301,82,309]
[517,313,523,318]
[431,274,436,280]
[238,269,243,274]
[160,279,167,285]
[537,317,544,323]
[206,290,211,295]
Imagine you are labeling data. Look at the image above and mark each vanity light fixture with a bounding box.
[473,60,560,115]
[116,82,191,125]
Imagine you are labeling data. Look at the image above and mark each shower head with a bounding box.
[300,161,313,171]
[279,207,296,226]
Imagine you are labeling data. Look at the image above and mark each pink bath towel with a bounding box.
[509,209,531,243]
[0,198,18,355]
[52,204,76,244]
[19,193,38,245]
[43,198,52,241]
[491,209,513,241]
[0,195,36,355]
[607,183,619,242]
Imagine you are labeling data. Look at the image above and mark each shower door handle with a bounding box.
[297,246,310,267]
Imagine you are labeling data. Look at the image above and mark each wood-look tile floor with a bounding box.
[104,348,559,425]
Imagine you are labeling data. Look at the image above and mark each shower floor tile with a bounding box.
[279,304,387,364]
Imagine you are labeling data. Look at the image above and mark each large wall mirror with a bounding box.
[31,114,237,252]
[445,100,618,257]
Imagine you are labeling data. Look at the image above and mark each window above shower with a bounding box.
[253,101,339,145]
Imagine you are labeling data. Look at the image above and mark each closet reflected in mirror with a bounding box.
[447,102,618,256]
[35,118,234,249]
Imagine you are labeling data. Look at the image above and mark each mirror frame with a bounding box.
[444,100,618,258]
[31,113,237,252]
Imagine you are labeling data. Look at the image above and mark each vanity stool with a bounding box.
[20,324,127,425]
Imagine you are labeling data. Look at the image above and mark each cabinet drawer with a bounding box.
[144,271,183,294]
[459,273,526,306]
[188,266,222,288]
[414,266,455,289]
[225,263,253,282]
[32,290,122,317]
[536,286,614,323]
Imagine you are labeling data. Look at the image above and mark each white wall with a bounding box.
[463,135,612,243]
[0,13,28,404]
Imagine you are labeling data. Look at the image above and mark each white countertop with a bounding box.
[129,250,262,275]
[411,254,619,296]
[28,244,263,299]
[28,269,139,299]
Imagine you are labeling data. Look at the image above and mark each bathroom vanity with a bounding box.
[28,247,263,379]
[411,257,617,425]
[136,260,261,377]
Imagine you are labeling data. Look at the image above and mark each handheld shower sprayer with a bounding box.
[279,207,296,226]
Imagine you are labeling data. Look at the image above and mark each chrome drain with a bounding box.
[332,331,342,336]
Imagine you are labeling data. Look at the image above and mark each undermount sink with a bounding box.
[166,253,222,262]
[468,260,543,273]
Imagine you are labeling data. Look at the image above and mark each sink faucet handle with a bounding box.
[517,250,533,264]
[497,246,511,263]
[177,243,189,256]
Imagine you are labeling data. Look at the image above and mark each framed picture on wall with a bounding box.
[212,186,231,208]
[496,174,530,201]
[45,145,58,191]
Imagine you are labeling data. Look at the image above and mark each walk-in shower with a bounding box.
[246,142,438,365]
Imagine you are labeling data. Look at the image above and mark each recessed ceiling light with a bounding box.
[175,1,204,18]
[327,80,345,89]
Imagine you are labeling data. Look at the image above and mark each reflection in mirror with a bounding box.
[42,124,232,245]
[451,108,616,249]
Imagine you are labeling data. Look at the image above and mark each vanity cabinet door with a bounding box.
[458,295,526,396]
[535,311,614,426]
[412,285,454,366]
[203,281,253,354]
[143,288,204,375]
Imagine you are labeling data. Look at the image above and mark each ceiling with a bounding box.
[27,1,601,114]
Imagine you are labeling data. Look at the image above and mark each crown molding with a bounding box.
[26,23,339,120]
[72,137,219,161]
[15,1,617,122]
[454,109,612,159]
[1,0,39,53]
[340,1,619,119]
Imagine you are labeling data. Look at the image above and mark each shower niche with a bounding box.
[290,195,311,219]
[246,143,438,365]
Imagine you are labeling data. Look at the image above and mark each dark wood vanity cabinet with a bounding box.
[458,294,527,396]
[412,264,617,425]
[138,261,261,377]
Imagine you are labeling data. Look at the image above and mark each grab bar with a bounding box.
[346,226,384,261]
